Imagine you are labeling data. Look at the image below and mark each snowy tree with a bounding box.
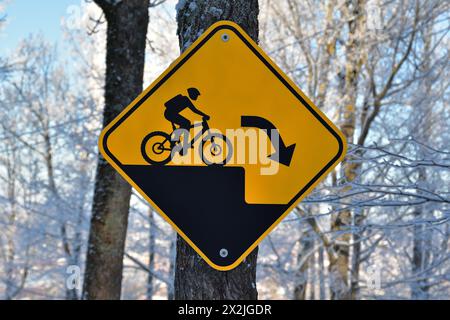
[259,0,449,300]
[0,35,99,299]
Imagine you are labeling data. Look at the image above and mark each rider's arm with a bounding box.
[187,100,209,118]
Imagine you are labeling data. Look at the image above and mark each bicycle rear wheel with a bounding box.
[141,131,173,165]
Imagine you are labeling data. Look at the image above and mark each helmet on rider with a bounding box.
[188,88,201,100]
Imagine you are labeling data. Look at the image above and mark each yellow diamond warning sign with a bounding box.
[99,21,347,271]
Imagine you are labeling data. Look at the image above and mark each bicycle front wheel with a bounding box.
[141,131,173,166]
[200,133,233,166]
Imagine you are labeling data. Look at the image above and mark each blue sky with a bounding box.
[1,0,80,54]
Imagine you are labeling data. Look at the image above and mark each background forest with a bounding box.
[0,0,449,300]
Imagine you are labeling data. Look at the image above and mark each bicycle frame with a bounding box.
[159,119,211,152]
[187,120,210,148]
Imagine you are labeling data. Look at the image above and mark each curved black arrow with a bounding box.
[241,116,296,167]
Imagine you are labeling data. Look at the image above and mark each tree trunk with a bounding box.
[147,209,156,300]
[315,0,338,109]
[83,0,149,300]
[329,0,366,300]
[174,0,260,300]
[294,228,313,300]
[318,246,326,300]
[175,237,259,300]
[412,185,431,299]
[44,123,80,300]
[411,22,433,299]
[308,245,316,300]
[350,209,363,300]
[168,239,176,300]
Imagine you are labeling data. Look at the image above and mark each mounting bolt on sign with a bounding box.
[220,249,229,258]
[99,21,347,271]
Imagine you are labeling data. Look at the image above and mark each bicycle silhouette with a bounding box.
[141,117,233,166]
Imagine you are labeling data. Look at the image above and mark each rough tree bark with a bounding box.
[83,0,149,300]
[174,0,260,300]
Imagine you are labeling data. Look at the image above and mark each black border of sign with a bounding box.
[103,24,344,209]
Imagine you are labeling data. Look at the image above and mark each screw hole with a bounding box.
[219,248,228,258]
[221,33,230,42]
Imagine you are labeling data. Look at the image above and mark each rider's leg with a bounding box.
[171,114,191,131]
[165,110,190,129]
[169,114,191,156]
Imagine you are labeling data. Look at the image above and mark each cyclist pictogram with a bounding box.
[141,88,233,166]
